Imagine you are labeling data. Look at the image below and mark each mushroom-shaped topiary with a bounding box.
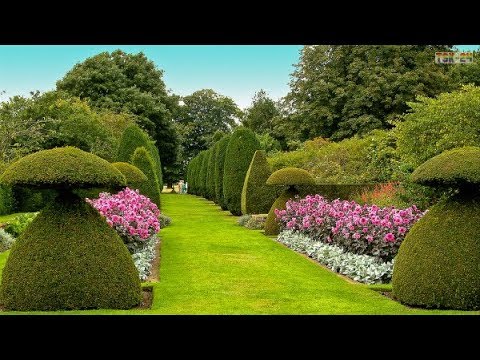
[112,162,148,190]
[392,146,480,310]
[0,147,141,311]
[264,167,315,235]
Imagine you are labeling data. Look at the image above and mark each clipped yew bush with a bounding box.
[198,150,209,198]
[131,147,161,208]
[392,146,480,310]
[241,150,277,214]
[214,134,231,210]
[112,162,148,190]
[223,128,261,215]
[0,146,141,311]
[264,167,315,235]
[206,145,217,202]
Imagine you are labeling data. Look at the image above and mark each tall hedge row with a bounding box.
[214,135,231,210]
[131,147,161,208]
[223,128,261,215]
[206,146,217,201]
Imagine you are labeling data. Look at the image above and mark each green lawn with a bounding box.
[0,194,478,314]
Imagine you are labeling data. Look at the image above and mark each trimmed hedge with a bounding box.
[241,150,277,214]
[266,167,315,186]
[198,150,209,198]
[264,188,298,236]
[214,134,231,210]
[206,145,217,202]
[0,184,14,216]
[223,128,261,215]
[0,147,126,190]
[117,125,152,163]
[112,162,148,190]
[194,152,206,196]
[187,156,198,195]
[298,184,375,201]
[131,147,161,208]
[145,141,163,190]
[0,194,141,311]
[392,195,480,310]
[411,146,480,188]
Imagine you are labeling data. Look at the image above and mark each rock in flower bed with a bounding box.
[275,194,425,261]
[87,187,161,280]
[278,230,394,284]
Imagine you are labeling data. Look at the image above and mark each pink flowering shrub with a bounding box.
[275,194,425,261]
[86,187,160,251]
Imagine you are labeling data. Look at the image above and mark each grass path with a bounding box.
[0,194,477,314]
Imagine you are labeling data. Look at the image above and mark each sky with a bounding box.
[0,45,478,110]
[0,45,302,109]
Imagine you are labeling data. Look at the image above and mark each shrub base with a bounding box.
[264,188,297,236]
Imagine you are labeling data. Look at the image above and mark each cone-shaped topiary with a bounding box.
[112,162,148,190]
[187,155,198,195]
[1,194,141,311]
[214,134,231,210]
[241,150,277,214]
[393,146,480,310]
[198,150,209,198]
[145,141,163,190]
[131,147,161,208]
[206,145,217,202]
[264,167,315,235]
[223,128,261,215]
[0,147,140,311]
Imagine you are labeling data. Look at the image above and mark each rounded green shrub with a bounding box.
[0,147,126,190]
[264,188,297,235]
[241,150,277,214]
[206,146,217,202]
[411,146,480,189]
[187,155,198,195]
[266,167,316,186]
[116,125,152,164]
[393,146,480,310]
[392,195,480,310]
[198,150,209,198]
[214,134,231,210]
[1,194,141,311]
[131,147,161,208]
[223,128,261,215]
[112,162,148,190]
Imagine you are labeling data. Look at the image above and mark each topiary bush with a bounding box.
[0,146,141,311]
[223,128,261,215]
[264,167,315,235]
[131,147,161,208]
[214,134,231,210]
[1,195,141,310]
[112,162,148,190]
[11,187,57,213]
[206,146,217,202]
[198,150,209,198]
[116,125,152,164]
[0,184,13,216]
[241,150,277,214]
[392,146,480,310]
[145,141,163,190]
[0,229,15,253]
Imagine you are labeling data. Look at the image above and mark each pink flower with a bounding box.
[398,226,407,234]
[384,233,395,242]
[353,233,361,240]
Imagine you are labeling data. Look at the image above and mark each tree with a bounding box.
[285,45,455,142]
[56,50,180,183]
[242,90,279,135]
[174,89,241,172]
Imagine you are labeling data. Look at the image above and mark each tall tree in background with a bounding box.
[283,45,454,142]
[56,50,180,184]
[242,89,279,135]
[174,89,241,173]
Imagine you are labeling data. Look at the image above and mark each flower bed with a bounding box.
[277,230,393,284]
[87,187,161,279]
[275,194,425,261]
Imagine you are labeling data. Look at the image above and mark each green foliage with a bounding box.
[131,147,161,208]
[1,147,126,190]
[175,89,240,170]
[242,89,280,135]
[392,195,480,310]
[112,162,148,190]
[159,213,172,228]
[245,214,267,230]
[396,85,480,169]
[266,167,315,186]
[0,194,141,310]
[411,146,480,188]
[214,134,231,210]
[145,141,163,190]
[198,150,210,198]
[57,49,180,183]
[223,128,261,215]
[117,125,153,163]
[283,45,454,143]
[241,150,277,214]
[0,229,15,253]
[194,152,206,196]
[0,184,13,216]
[206,145,217,201]
[12,188,57,213]
[3,213,37,238]
[301,184,374,201]
[256,133,282,155]
[264,188,298,236]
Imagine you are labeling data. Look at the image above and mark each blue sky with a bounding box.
[0,45,478,109]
